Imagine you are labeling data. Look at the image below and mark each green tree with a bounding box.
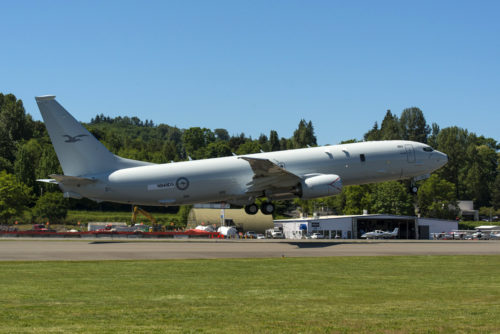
[279,137,291,150]
[293,119,317,148]
[36,145,62,183]
[371,181,414,216]
[269,130,280,151]
[0,171,32,223]
[463,144,498,207]
[182,127,215,159]
[182,127,205,154]
[417,174,458,219]
[32,192,69,223]
[236,140,261,155]
[380,110,401,140]
[435,127,469,198]
[214,128,229,141]
[0,157,13,173]
[161,140,179,162]
[427,123,440,148]
[0,94,33,162]
[229,133,247,153]
[14,139,42,190]
[178,205,192,226]
[364,122,381,141]
[258,134,270,152]
[400,107,430,143]
[492,165,500,210]
[343,185,373,215]
[205,141,232,158]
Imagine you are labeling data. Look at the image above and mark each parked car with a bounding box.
[245,231,258,238]
[271,231,284,239]
[311,233,324,239]
[256,234,266,239]
[31,224,56,232]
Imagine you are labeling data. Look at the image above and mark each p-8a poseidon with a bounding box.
[36,96,448,215]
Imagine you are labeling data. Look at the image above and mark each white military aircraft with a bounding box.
[361,227,399,239]
[35,96,448,215]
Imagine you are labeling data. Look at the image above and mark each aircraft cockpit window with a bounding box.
[423,147,433,152]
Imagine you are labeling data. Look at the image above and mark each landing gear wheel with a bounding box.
[244,203,259,215]
[260,202,275,215]
[411,186,418,194]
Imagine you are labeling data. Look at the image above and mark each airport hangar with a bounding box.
[186,207,457,239]
[274,214,458,240]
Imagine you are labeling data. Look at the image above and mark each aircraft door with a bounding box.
[405,144,415,163]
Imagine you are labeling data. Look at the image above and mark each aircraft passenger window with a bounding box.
[360,154,366,162]
[423,147,434,152]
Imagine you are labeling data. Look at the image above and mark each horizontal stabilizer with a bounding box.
[46,174,97,186]
[36,178,59,184]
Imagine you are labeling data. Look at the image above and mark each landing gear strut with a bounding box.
[410,180,419,194]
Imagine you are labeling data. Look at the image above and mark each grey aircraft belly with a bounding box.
[35,95,448,215]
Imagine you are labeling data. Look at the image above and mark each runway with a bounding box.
[0,239,499,261]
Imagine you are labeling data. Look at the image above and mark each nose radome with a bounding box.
[437,151,448,167]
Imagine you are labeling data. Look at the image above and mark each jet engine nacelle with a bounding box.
[300,174,343,200]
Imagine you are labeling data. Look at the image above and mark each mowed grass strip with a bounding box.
[1,256,499,333]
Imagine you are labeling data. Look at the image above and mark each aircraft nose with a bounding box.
[434,150,448,167]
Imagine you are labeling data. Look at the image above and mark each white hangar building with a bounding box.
[274,214,458,240]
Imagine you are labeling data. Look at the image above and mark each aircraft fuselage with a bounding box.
[60,140,447,206]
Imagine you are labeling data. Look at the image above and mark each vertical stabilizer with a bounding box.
[36,95,152,176]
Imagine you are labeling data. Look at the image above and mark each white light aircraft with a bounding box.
[361,228,399,239]
[35,96,448,215]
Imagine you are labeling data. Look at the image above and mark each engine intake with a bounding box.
[300,174,342,200]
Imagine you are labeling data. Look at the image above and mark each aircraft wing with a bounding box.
[239,157,300,193]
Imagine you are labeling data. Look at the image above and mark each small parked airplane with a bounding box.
[35,96,448,215]
[361,227,399,239]
[489,231,500,239]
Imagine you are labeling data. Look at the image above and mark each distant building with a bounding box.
[274,214,458,240]
[458,201,479,221]
[187,208,273,233]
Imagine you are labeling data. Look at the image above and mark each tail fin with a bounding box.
[35,95,153,176]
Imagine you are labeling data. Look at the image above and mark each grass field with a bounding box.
[1,256,499,333]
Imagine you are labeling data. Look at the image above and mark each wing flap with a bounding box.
[239,157,300,193]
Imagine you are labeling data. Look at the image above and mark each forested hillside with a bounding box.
[1,93,499,224]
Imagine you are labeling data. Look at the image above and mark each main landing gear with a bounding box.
[244,202,275,215]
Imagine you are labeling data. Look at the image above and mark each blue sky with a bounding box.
[1,1,499,145]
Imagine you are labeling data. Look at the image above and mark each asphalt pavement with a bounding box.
[0,239,499,261]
